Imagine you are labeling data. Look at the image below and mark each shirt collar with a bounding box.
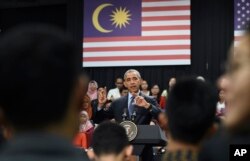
[128,91,140,99]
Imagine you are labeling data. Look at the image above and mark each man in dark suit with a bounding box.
[95,69,161,161]
[97,69,161,124]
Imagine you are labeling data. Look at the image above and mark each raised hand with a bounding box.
[134,96,150,109]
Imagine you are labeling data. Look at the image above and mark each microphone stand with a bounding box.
[122,109,128,121]
[131,111,136,123]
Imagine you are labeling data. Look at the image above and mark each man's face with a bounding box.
[225,35,250,129]
[124,72,141,94]
[116,78,124,90]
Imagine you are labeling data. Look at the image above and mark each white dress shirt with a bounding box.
[128,91,140,108]
[107,88,121,100]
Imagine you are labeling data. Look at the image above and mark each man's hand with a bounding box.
[134,96,151,109]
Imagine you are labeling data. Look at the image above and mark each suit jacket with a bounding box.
[0,132,90,161]
[97,93,161,125]
[91,99,113,124]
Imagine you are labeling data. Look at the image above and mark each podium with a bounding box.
[130,125,167,156]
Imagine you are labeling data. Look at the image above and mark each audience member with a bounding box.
[121,87,129,97]
[0,25,89,161]
[151,84,166,109]
[74,132,87,149]
[163,78,217,161]
[79,111,94,133]
[216,89,226,117]
[216,77,229,118]
[87,80,98,101]
[107,77,123,101]
[88,122,133,161]
[82,95,93,119]
[74,111,93,149]
[199,24,250,161]
[161,78,176,109]
[161,77,176,98]
[150,84,161,103]
[91,87,113,124]
[169,77,176,91]
[141,80,150,96]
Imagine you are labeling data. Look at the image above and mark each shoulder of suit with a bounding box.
[111,95,127,104]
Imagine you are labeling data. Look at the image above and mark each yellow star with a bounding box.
[110,7,132,29]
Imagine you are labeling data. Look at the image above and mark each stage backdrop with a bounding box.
[0,0,234,88]
[82,0,191,67]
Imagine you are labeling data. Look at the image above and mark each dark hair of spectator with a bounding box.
[0,24,79,130]
[115,77,123,82]
[166,78,217,144]
[92,121,129,156]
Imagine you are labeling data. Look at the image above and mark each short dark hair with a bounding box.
[166,78,217,144]
[0,24,79,130]
[92,122,129,156]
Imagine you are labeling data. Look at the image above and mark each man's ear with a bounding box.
[125,145,133,157]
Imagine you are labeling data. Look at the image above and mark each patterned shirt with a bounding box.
[162,150,198,161]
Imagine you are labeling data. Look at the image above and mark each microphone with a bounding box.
[131,110,136,122]
[122,108,128,121]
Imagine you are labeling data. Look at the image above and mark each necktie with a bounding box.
[128,96,135,117]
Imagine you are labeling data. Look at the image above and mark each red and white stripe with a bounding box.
[83,0,191,67]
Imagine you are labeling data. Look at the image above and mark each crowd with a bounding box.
[0,23,249,161]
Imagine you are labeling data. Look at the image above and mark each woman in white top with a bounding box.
[140,80,150,96]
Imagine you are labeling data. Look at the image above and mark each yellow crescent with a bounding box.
[92,3,113,33]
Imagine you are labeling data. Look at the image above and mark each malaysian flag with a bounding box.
[83,0,191,67]
[234,0,250,46]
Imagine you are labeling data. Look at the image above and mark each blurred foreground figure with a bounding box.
[88,122,133,161]
[0,25,89,161]
[163,78,217,161]
[199,24,250,161]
